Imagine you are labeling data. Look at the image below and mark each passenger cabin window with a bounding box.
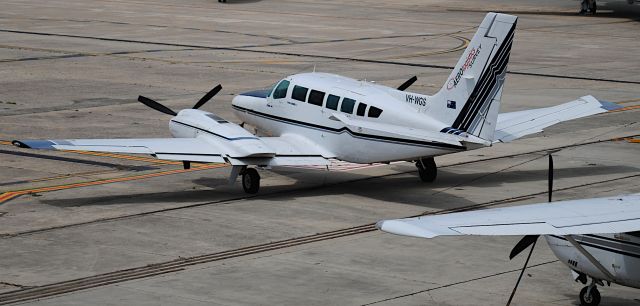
[356,103,367,116]
[272,80,289,99]
[368,106,383,118]
[326,94,340,110]
[292,85,308,102]
[341,97,356,114]
[308,90,325,106]
[206,114,228,123]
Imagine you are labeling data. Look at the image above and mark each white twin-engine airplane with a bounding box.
[13,13,619,194]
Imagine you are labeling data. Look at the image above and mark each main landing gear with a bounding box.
[579,278,603,306]
[416,157,437,182]
[241,168,260,194]
[218,0,227,2]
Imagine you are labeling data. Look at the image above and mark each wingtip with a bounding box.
[598,100,623,111]
[11,140,56,149]
[376,219,437,239]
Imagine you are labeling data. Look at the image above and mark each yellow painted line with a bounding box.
[613,98,640,105]
[608,105,640,113]
[0,163,228,205]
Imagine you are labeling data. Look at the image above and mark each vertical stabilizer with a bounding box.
[429,13,517,141]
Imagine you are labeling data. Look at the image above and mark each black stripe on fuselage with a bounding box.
[549,235,640,259]
[232,105,465,151]
[452,21,516,131]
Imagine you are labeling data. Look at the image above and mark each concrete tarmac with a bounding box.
[0,0,639,305]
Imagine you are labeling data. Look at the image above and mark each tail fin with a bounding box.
[430,13,517,141]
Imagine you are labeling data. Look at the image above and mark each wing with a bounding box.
[376,194,640,238]
[13,135,332,166]
[494,95,620,143]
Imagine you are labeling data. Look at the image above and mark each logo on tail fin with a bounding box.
[446,44,482,90]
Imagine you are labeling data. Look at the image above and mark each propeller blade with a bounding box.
[509,235,539,260]
[137,95,177,116]
[548,154,554,203]
[397,76,417,91]
[506,238,538,306]
[193,84,222,110]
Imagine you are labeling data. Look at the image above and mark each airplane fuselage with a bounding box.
[231,73,466,164]
[546,233,640,289]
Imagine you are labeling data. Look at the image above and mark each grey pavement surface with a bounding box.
[0,0,639,305]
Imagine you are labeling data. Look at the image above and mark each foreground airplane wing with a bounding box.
[494,95,620,143]
[13,134,331,166]
[377,194,640,238]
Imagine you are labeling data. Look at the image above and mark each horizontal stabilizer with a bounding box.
[494,95,619,143]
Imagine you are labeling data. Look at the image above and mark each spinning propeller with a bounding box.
[505,154,554,306]
[137,84,223,116]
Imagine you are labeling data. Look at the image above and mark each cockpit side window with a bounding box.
[292,85,308,102]
[368,106,383,118]
[272,80,290,99]
[308,90,325,106]
[356,103,367,116]
[326,95,340,110]
[341,98,355,114]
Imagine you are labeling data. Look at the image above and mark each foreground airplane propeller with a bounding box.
[12,13,621,194]
[377,155,640,306]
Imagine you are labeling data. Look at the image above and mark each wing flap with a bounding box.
[377,194,640,238]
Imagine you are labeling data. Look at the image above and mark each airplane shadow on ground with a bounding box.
[40,164,638,209]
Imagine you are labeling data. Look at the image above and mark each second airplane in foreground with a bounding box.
[13,13,619,193]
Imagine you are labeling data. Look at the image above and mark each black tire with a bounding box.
[579,286,601,306]
[416,158,437,182]
[242,168,260,194]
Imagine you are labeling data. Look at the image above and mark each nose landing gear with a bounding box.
[416,157,437,182]
[579,278,603,306]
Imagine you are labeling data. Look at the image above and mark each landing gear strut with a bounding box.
[579,280,601,306]
[241,168,260,194]
[416,157,437,182]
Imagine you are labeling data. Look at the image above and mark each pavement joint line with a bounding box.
[1,28,640,85]
[361,260,558,306]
